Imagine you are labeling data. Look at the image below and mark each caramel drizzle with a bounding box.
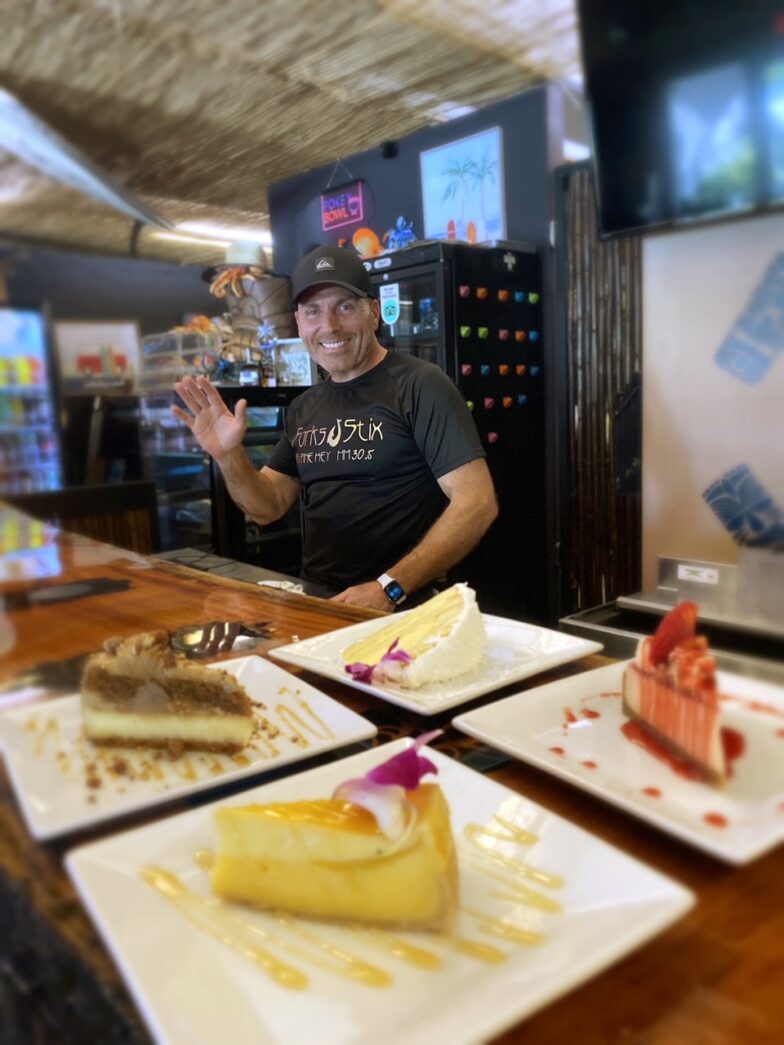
[138,758,166,782]
[464,823,564,889]
[461,906,543,946]
[470,815,539,846]
[357,929,442,970]
[463,859,562,914]
[447,936,506,964]
[249,724,281,759]
[26,716,60,757]
[272,915,391,987]
[168,756,198,781]
[275,698,335,744]
[139,867,307,991]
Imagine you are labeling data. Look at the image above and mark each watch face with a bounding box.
[384,580,405,603]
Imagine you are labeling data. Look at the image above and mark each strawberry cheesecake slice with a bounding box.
[622,602,726,784]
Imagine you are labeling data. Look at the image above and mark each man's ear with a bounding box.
[369,298,381,331]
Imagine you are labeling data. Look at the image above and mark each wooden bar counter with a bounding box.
[1,506,782,1044]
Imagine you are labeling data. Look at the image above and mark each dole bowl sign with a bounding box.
[320,180,364,232]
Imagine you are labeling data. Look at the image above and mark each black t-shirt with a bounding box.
[265,351,485,591]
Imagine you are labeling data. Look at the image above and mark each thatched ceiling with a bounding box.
[0,0,581,268]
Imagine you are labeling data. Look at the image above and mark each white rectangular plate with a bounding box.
[453,662,784,864]
[269,614,602,714]
[0,656,376,841]
[66,740,693,1045]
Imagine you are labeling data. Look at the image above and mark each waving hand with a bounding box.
[172,376,247,461]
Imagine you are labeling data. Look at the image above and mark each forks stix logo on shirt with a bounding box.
[294,417,384,466]
[294,418,384,448]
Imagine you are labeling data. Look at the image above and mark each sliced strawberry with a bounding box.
[649,601,698,664]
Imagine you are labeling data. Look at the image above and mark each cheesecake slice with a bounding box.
[342,583,485,688]
[81,630,254,754]
[622,602,726,784]
[211,736,458,931]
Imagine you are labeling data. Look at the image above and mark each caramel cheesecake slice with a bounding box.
[212,735,458,931]
[81,631,254,754]
[342,583,485,688]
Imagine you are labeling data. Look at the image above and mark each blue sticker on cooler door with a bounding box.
[379,283,401,326]
[714,254,784,385]
[703,464,784,545]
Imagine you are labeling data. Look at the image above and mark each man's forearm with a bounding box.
[388,493,497,595]
[217,448,286,524]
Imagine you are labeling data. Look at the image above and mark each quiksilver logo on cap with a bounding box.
[315,258,335,271]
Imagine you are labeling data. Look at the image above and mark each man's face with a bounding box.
[295,285,382,382]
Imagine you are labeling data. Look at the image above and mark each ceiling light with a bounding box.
[152,231,232,247]
[177,222,273,246]
[429,102,478,123]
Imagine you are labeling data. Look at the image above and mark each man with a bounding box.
[173,244,497,611]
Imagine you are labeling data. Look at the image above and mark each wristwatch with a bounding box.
[377,573,407,606]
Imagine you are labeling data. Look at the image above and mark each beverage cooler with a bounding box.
[365,242,547,621]
[0,308,63,497]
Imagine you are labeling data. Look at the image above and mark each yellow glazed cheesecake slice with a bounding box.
[342,583,485,688]
[81,631,254,754]
[211,734,458,931]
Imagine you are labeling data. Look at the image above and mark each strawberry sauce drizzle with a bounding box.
[620,720,703,780]
[703,812,728,829]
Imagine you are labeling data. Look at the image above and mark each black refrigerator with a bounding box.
[365,241,547,622]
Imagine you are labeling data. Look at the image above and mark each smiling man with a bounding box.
[173,245,497,611]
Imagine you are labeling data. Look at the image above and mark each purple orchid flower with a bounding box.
[344,639,412,684]
[332,730,442,837]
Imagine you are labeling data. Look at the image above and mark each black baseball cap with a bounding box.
[291,245,373,305]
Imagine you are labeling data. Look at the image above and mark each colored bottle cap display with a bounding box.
[502,396,513,409]
[515,364,527,376]
[497,289,509,302]
[528,292,540,304]
[530,365,540,376]
[466,399,475,410]
[484,397,495,409]
[478,327,489,339]
[498,364,510,376]
[487,431,499,444]
[476,287,488,299]
[459,285,471,298]
[517,394,528,406]
[498,329,510,340]
[460,363,473,376]
[514,291,525,303]
[529,330,539,341]
[460,326,471,338]
[515,330,526,342]
[480,364,491,376]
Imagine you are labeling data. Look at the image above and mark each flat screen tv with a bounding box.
[577,0,784,236]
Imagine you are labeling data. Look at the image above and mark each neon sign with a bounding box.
[320,180,364,232]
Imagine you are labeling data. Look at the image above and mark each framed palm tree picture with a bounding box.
[420,126,505,243]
